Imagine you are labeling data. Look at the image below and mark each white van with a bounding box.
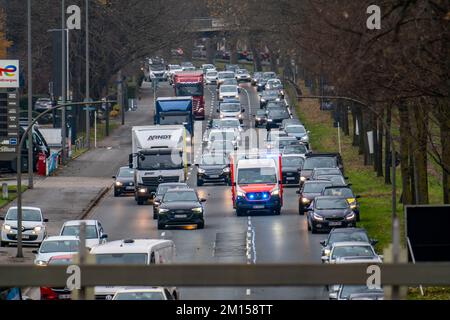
[90,239,177,299]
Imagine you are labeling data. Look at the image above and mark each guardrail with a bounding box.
[0,263,449,287]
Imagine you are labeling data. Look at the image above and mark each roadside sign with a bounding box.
[82,107,97,111]
[0,60,20,88]
[0,88,19,159]
[9,138,17,146]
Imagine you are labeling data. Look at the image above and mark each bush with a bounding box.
[112,104,121,112]
[110,110,119,118]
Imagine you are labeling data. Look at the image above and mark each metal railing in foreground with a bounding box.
[0,263,449,287]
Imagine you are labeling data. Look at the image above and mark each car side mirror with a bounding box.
[101,234,108,239]
[379,255,384,260]
[200,198,207,203]
[355,195,361,199]
[371,239,378,246]
[112,176,116,179]
[242,109,245,113]
[0,217,4,221]
[128,154,133,169]
[344,177,349,180]
[307,131,311,134]
[320,240,326,246]
[216,109,219,113]
[347,183,352,187]
[44,219,49,223]
[32,250,38,254]
[296,190,300,194]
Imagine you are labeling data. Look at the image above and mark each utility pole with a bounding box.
[27,0,33,189]
[61,0,67,165]
[85,0,90,149]
[118,70,123,126]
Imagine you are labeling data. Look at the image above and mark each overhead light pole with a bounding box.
[61,0,67,165]
[85,0,90,149]
[27,0,33,190]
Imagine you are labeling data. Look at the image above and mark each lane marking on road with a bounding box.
[161,232,165,237]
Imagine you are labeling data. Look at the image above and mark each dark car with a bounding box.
[256,72,277,91]
[281,155,304,185]
[282,143,309,156]
[330,285,384,300]
[315,174,347,186]
[196,153,230,186]
[310,168,342,180]
[266,108,291,129]
[320,227,376,258]
[152,182,188,219]
[113,167,135,197]
[254,110,268,128]
[300,153,345,185]
[321,186,361,221]
[281,118,302,130]
[306,196,356,233]
[297,180,333,215]
[251,72,263,86]
[34,98,53,113]
[260,90,281,108]
[157,189,206,230]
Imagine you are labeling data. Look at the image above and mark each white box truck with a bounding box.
[129,125,189,205]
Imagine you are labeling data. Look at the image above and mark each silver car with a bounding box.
[33,236,80,266]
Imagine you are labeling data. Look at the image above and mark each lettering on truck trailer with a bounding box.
[147,135,172,141]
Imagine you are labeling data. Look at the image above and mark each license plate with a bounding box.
[22,235,30,240]
[209,175,219,178]
[287,177,296,180]
[125,187,134,190]
[253,205,265,209]
[329,222,342,226]
[59,294,71,300]
[175,214,187,219]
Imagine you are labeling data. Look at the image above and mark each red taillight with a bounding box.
[40,287,58,300]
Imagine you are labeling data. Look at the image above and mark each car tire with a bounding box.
[356,213,361,222]
[307,220,311,231]
[299,206,304,215]
[197,221,205,229]
[114,190,120,197]
[153,212,158,220]
[274,209,281,215]
[236,209,245,217]
[157,222,165,230]
[197,179,204,187]
[311,225,318,234]
[137,200,144,205]
[0,241,6,247]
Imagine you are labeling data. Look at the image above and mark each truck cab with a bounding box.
[155,97,194,136]
[173,71,205,120]
[230,152,283,216]
[130,126,189,205]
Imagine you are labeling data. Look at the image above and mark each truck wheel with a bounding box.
[197,221,205,229]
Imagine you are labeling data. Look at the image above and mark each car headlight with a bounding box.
[34,226,43,232]
[324,249,331,256]
[302,197,310,204]
[138,188,147,193]
[300,176,307,182]
[223,167,230,173]
[256,117,261,121]
[271,189,280,196]
[115,181,123,187]
[36,260,47,267]
[159,208,169,214]
[198,168,206,174]
[276,98,281,102]
[237,191,246,197]
[192,207,203,213]
[313,212,324,221]
[3,224,11,231]
[220,114,225,118]
[267,119,273,122]
[301,136,308,141]
[261,98,266,102]
[346,212,356,221]
[238,114,242,118]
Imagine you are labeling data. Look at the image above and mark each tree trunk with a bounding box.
[351,104,359,147]
[411,105,429,204]
[385,107,392,184]
[398,103,413,204]
[342,103,350,136]
[358,108,365,156]
[373,112,379,173]
[438,104,450,203]
[377,114,384,177]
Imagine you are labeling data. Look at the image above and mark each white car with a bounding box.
[112,287,174,300]
[205,70,218,85]
[167,64,183,84]
[206,129,240,148]
[202,64,216,74]
[1,206,48,247]
[322,241,383,264]
[219,85,240,101]
[33,236,80,266]
[218,101,245,123]
[235,69,251,82]
[59,220,108,249]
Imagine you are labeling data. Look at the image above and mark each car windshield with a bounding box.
[210,141,234,151]
[313,168,341,177]
[263,73,276,79]
[276,139,298,149]
[268,109,290,118]
[209,132,235,141]
[220,104,240,112]
[269,80,282,86]
[219,72,234,79]
[6,208,41,222]
[163,191,198,202]
[283,145,308,154]
[282,157,304,167]
[285,126,306,134]
[262,92,278,99]
[175,83,203,96]
[340,286,382,300]
[318,175,345,185]
[169,65,181,70]
[114,292,165,300]
[156,185,186,195]
[61,225,98,239]
[201,155,227,165]
[118,168,134,178]
[206,71,217,77]
[40,240,79,253]
[316,198,349,209]
[332,246,375,259]
[323,188,354,197]
[303,183,332,193]
[150,64,164,71]
[303,157,337,170]
[221,86,237,93]
[238,167,277,184]
[94,253,148,265]
[329,231,369,244]
[219,119,240,128]
[138,153,183,170]
[256,111,266,117]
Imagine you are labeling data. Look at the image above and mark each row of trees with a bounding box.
[209,0,449,204]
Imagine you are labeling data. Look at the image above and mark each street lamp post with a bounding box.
[61,0,67,165]
[15,101,113,258]
[27,0,33,190]
[85,0,90,149]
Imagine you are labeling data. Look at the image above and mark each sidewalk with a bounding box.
[0,82,154,263]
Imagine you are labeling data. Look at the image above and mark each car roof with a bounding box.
[165,188,195,193]
[114,288,165,294]
[8,206,41,211]
[315,195,348,200]
[332,241,373,247]
[62,220,98,226]
[330,227,368,234]
[304,180,332,185]
[44,236,80,241]
[158,182,187,187]
[90,239,173,254]
[238,159,275,168]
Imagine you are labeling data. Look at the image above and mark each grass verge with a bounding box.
[0,186,28,208]
[286,81,448,300]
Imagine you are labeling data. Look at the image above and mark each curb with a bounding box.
[78,184,112,220]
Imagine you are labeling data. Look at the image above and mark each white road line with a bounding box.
[161,232,165,237]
